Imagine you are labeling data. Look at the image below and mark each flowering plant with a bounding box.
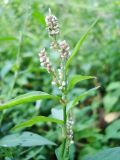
[0,9,99,159]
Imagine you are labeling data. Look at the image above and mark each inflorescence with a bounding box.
[38,9,73,145]
[67,114,74,145]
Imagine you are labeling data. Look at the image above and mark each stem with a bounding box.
[61,58,68,159]
[63,104,67,136]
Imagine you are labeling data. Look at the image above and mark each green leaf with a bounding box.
[55,141,68,160]
[55,141,75,160]
[65,18,99,71]
[68,75,96,90]
[0,91,60,111]
[12,116,64,130]
[0,132,56,147]
[84,147,120,160]
[105,119,120,140]
[67,86,100,113]
[55,143,64,160]
[107,82,120,91]
[0,36,17,41]
[51,108,63,120]
[103,93,118,112]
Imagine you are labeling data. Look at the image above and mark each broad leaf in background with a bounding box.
[84,147,120,160]
[67,86,100,113]
[105,119,120,140]
[65,18,99,71]
[13,116,64,130]
[0,91,60,111]
[0,132,56,147]
[51,108,63,120]
[103,82,120,112]
[68,75,95,90]
[106,82,120,91]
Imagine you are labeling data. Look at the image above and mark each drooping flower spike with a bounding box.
[38,48,52,73]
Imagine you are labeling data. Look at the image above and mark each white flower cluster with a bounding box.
[59,40,70,59]
[58,68,65,90]
[67,115,74,145]
[51,77,57,86]
[51,68,65,90]
[45,11,59,37]
[38,48,51,73]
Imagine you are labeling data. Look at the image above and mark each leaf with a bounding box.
[65,18,99,71]
[105,119,120,140]
[0,132,56,147]
[55,141,75,160]
[67,86,100,113]
[103,93,118,112]
[68,75,96,90]
[51,108,63,120]
[107,82,120,91]
[84,147,120,160]
[0,37,17,41]
[55,143,63,160]
[12,116,64,130]
[0,91,60,111]
[55,141,69,160]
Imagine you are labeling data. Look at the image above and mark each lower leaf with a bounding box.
[84,147,120,160]
[0,131,56,147]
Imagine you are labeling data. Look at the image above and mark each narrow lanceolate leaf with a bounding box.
[12,116,64,130]
[67,86,100,114]
[65,18,99,71]
[68,75,96,90]
[0,132,56,147]
[0,91,60,111]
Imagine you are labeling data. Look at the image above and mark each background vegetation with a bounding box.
[0,0,120,159]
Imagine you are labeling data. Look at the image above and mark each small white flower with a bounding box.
[46,58,50,63]
[40,57,44,62]
[41,62,44,67]
[70,140,74,144]
[62,81,66,86]
[59,86,63,90]
[52,81,56,85]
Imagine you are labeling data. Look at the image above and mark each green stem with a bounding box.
[61,58,68,159]
[63,104,67,137]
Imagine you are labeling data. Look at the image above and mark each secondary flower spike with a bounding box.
[38,48,52,73]
[59,40,70,59]
[45,9,59,36]
[67,114,74,145]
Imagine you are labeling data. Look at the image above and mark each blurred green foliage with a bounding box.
[0,0,120,159]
